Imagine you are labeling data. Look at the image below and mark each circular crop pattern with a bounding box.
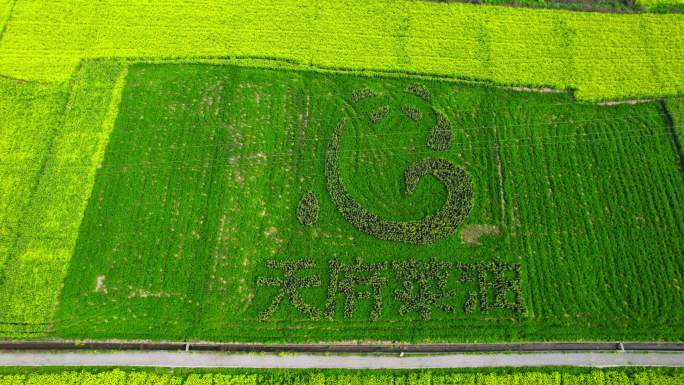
[323,85,473,245]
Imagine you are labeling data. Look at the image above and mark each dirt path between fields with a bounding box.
[1,351,684,368]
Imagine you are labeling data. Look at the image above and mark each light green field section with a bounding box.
[0,79,65,245]
[0,61,126,336]
[0,77,67,336]
[0,0,682,101]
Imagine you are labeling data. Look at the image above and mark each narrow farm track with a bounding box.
[2,351,684,368]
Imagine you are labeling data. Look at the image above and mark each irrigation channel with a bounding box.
[1,342,684,368]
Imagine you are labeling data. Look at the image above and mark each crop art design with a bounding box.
[257,258,523,321]
[308,84,473,245]
[56,65,684,342]
[257,83,504,323]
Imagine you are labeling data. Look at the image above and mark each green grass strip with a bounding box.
[0,367,683,384]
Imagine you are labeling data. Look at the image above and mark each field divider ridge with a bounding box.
[0,341,683,353]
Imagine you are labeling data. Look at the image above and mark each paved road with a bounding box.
[1,351,684,368]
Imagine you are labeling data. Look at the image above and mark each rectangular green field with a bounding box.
[55,64,684,342]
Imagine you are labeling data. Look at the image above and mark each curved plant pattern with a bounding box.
[296,191,319,226]
[401,104,422,121]
[369,105,390,124]
[325,118,473,244]
[406,83,432,101]
[427,109,453,151]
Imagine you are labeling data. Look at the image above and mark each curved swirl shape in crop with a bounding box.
[325,120,473,245]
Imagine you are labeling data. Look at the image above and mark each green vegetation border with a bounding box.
[0,367,682,384]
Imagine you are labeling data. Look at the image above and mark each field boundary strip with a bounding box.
[42,57,684,104]
[0,341,683,353]
[658,100,684,172]
[0,0,17,45]
[424,0,684,13]
[6,56,684,105]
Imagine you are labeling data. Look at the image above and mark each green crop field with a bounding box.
[0,367,682,385]
[46,63,683,342]
[0,0,683,345]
